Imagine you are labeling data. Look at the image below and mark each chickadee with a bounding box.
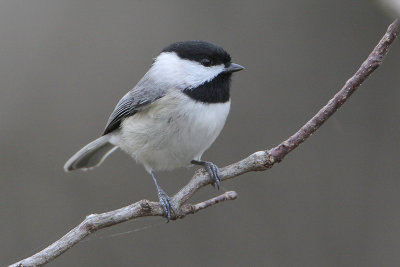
[64,41,244,220]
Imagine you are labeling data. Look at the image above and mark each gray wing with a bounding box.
[102,73,168,135]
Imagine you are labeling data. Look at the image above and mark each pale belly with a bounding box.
[115,90,230,172]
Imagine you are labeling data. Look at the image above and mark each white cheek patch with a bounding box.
[181,59,225,89]
[150,52,225,90]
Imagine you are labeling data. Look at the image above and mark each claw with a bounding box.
[157,188,173,222]
[206,163,220,189]
[191,160,221,190]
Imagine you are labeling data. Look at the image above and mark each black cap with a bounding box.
[162,41,231,67]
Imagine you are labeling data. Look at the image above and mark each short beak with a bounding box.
[224,63,245,73]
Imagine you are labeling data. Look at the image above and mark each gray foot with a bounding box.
[151,172,173,222]
[191,160,221,189]
[157,187,173,222]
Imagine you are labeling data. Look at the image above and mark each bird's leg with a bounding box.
[151,172,173,222]
[191,160,221,189]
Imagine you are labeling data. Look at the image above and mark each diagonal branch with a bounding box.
[9,19,400,267]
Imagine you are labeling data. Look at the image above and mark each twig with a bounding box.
[9,19,400,267]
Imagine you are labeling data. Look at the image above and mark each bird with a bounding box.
[64,40,244,220]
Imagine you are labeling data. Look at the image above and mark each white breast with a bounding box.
[115,89,230,172]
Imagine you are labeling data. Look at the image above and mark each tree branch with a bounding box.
[9,19,400,267]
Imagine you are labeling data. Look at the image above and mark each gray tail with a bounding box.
[64,135,118,172]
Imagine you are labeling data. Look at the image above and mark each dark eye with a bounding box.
[200,58,212,67]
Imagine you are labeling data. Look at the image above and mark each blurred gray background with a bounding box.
[1,0,399,266]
